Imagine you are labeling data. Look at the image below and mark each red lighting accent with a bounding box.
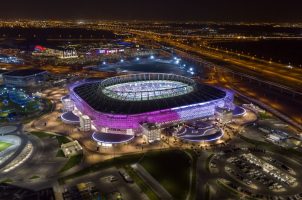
[34,45,46,52]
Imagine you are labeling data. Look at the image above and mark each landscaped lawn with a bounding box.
[56,135,71,145]
[59,154,83,173]
[0,141,12,152]
[1,178,13,183]
[30,131,54,139]
[31,132,71,145]
[140,150,191,200]
[56,149,65,157]
[258,112,272,120]
[29,175,40,180]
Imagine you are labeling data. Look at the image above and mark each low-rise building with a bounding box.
[141,123,161,143]
[80,115,91,132]
[61,140,83,158]
[62,98,75,112]
[216,107,233,123]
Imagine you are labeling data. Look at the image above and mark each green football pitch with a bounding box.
[0,141,12,152]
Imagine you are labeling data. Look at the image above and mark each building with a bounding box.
[0,54,22,64]
[3,69,48,87]
[32,45,78,59]
[267,134,283,143]
[67,73,234,145]
[62,96,75,112]
[141,123,161,143]
[243,103,265,114]
[216,107,233,123]
[61,140,83,158]
[60,49,78,59]
[80,115,91,132]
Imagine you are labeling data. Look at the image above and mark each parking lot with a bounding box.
[209,146,302,199]
[61,167,148,200]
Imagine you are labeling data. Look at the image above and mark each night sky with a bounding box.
[1,0,302,22]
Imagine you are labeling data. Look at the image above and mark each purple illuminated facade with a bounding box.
[68,74,234,134]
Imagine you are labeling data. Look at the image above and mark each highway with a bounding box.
[178,48,302,130]
[128,29,302,93]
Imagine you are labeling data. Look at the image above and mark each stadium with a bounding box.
[68,73,234,141]
[2,69,48,87]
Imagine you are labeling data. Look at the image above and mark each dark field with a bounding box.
[212,39,302,66]
[140,150,191,200]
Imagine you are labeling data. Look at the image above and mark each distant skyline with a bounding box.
[1,0,302,22]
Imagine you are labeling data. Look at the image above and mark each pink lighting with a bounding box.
[68,75,234,134]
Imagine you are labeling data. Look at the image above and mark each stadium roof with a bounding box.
[61,111,80,123]
[177,127,223,142]
[179,130,223,142]
[61,95,70,101]
[3,69,47,77]
[73,80,226,115]
[232,106,246,116]
[92,132,134,144]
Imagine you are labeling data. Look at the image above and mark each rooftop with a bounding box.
[92,132,134,144]
[61,111,80,123]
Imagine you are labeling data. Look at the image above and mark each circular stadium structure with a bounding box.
[69,73,234,137]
